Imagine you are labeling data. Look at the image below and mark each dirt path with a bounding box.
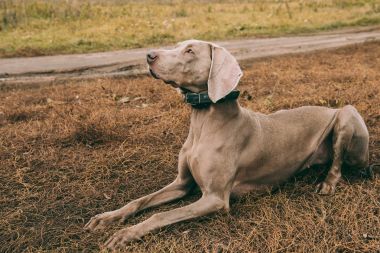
[1,26,380,86]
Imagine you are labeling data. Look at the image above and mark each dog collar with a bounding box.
[184,90,240,108]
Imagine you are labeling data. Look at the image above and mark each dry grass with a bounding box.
[1,0,380,58]
[0,42,380,252]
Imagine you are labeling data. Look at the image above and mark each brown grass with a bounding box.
[0,42,379,252]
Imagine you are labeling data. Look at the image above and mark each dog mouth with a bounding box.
[149,68,179,87]
[149,68,160,79]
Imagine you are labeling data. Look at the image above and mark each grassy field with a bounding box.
[1,0,380,58]
[0,41,379,252]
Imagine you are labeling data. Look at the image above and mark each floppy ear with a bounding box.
[208,43,243,103]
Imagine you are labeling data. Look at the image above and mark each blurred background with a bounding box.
[1,0,380,58]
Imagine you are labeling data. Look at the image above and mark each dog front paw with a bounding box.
[104,227,141,250]
[315,182,335,195]
[84,211,123,232]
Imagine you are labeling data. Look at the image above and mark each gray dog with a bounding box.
[85,40,370,250]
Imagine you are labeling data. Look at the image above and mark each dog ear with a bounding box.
[207,44,243,103]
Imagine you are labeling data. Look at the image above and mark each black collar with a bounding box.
[184,90,240,108]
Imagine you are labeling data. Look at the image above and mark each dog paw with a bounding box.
[315,182,335,195]
[84,211,123,232]
[104,227,140,250]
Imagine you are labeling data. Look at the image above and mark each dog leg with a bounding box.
[84,152,194,231]
[84,175,194,232]
[316,109,354,195]
[104,194,226,250]
[316,161,342,195]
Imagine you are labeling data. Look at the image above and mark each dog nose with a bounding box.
[147,51,158,63]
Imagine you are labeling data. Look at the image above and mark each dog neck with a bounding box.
[181,89,241,127]
[183,90,240,109]
[190,99,241,124]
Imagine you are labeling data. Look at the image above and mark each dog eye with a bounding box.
[185,48,194,54]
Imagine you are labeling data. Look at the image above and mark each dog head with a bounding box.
[147,40,243,103]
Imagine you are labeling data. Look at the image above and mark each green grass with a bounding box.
[1,0,380,58]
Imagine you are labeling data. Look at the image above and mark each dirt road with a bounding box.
[1,26,380,86]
